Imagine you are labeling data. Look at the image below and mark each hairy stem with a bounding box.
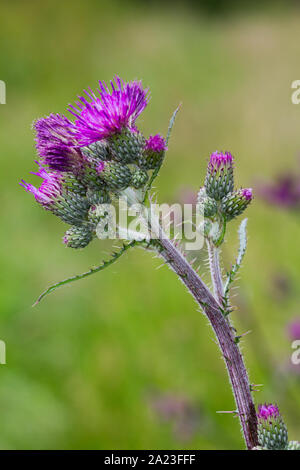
[207,241,224,306]
[156,231,258,449]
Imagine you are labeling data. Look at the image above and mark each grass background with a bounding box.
[0,0,299,449]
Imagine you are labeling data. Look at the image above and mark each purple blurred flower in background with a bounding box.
[258,174,300,209]
[176,186,198,207]
[149,392,203,441]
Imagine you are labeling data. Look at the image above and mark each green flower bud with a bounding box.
[257,404,289,450]
[63,224,94,249]
[109,128,145,164]
[221,188,253,221]
[205,151,234,200]
[63,174,87,197]
[197,187,218,218]
[287,441,300,450]
[99,161,132,190]
[131,168,149,189]
[86,188,111,205]
[81,140,111,161]
[54,190,90,226]
[139,134,167,170]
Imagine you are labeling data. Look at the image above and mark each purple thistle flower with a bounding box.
[242,188,253,201]
[34,113,84,172]
[208,151,233,173]
[20,162,62,207]
[68,76,149,146]
[257,404,280,421]
[145,134,167,153]
[257,403,288,449]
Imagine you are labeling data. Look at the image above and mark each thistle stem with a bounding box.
[155,229,258,449]
[207,241,224,306]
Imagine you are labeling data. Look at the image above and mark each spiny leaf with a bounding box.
[144,104,181,202]
[224,218,248,301]
[34,240,138,305]
[166,103,181,145]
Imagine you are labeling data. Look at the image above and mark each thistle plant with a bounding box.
[21,76,299,450]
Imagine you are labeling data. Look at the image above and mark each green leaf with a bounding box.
[34,240,138,305]
[144,104,181,202]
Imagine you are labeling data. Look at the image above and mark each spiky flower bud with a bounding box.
[131,168,149,189]
[197,187,218,218]
[56,190,90,226]
[81,140,111,161]
[205,151,234,200]
[98,160,132,190]
[63,174,87,197]
[257,404,289,450]
[287,441,300,450]
[86,187,111,205]
[109,128,145,163]
[87,204,105,226]
[221,188,253,221]
[139,134,167,170]
[63,224,94,249]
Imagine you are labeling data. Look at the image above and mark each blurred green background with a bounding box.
[0,0,299,450]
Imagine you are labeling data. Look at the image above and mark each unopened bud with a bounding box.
[99,161,132,190]
[63,224,94,249]
[81,140,111,161]
[257,404,288,450]
[197,187,218,218]
[287,441,300,450]
[139,134,167,170]
[86,188,111,205]
[221,188,253,221]
[131,168,149,189]
[205,151,234,200]
[109,128,145,163]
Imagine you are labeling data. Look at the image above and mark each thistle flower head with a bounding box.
[20,163,62,206]
[145,134,167,153]
[258,404,280,421]
[257,403,288,450]
[68,76,149,146]
[139,134,167,170]
[208,151,233,173]
[221,187,253,221]
[205,151,234,200]
[63,224,94,249]
[242,188,253,201]
[34,113,83,172]
[21,76,168,249]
